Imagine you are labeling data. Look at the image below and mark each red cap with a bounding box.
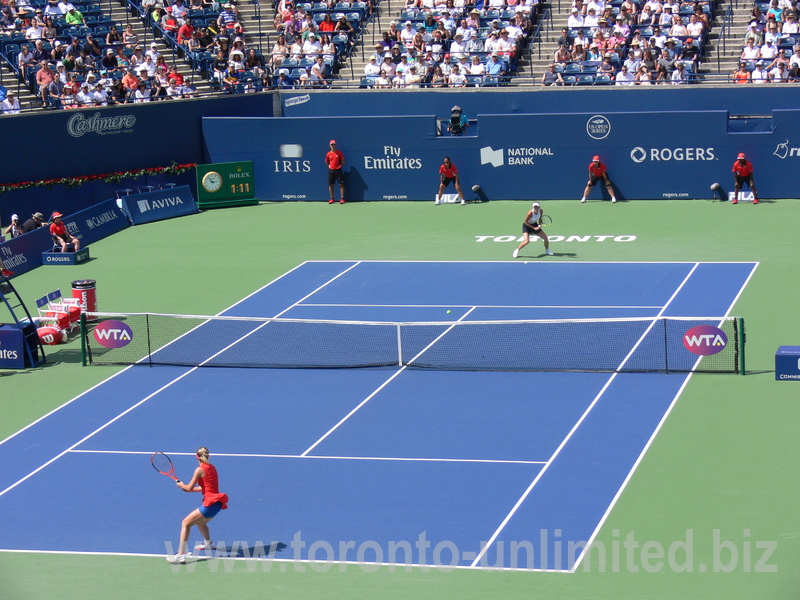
[52,212,63,218]
[329,139,336,145]
[737,152,745,159]
[592,155,600,161]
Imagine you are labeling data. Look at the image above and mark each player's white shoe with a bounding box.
[166,554,187,564]
[545,249,554,256]
[512,249,519,259]
[194,541,216,551]
[580,198,586,203]
[460,199,465,205]
[611,198,617,203]
[434,198,440,205]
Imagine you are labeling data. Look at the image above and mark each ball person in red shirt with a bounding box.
[731,152,759,204]
[49,212,81,252]
[325,139,346,204]
[167,446,229,564]
[581,155,617,203]
[435,156,465,205]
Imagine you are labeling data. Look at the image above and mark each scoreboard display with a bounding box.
[196,161,258,208]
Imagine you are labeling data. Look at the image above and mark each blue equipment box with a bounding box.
[42,247,90,265]
[775,346,800,381]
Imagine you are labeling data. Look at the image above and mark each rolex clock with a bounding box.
[196,162,256,207]
[201,170,223,193]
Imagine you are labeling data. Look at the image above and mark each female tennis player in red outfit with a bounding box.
[167,446,229,564]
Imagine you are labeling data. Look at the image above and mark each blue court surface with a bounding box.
[0,261,757,572]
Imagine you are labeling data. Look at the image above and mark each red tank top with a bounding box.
[199,462,229,508]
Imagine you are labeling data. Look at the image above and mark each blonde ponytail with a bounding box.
[196,446,210,463]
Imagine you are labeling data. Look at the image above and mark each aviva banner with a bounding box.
[202,111,800,201]
[120,185,199,225]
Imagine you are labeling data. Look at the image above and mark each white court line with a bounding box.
[304,259,759,264]
[0,262,363,498]
[0,547,561,571]
[469,262,702,568]
[298,303,664,309]
[568,260,760,573]
[69,449,546,465]
[300,306,478,457]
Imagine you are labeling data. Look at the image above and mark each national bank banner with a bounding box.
[203,110,800,201]
[120,185,199,225]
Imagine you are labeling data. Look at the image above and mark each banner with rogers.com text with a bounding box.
[203,109,800,201]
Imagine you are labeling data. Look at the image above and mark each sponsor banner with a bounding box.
[0,199,129,276]
[205,110,800,201]
[0,93,269,186]
[775,346,800,381]
[0,227,52,276]
[42,247,91,265]
[0,328,25,369]
[121,185,199,225]
[66,197,131,246]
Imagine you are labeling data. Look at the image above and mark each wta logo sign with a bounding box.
[683,325,727,356]
[93,320,133,348]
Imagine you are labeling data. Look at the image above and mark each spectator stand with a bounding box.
[362,1,541,86]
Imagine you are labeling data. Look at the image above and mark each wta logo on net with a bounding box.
[94,320,134,348]
[683,325,727,355]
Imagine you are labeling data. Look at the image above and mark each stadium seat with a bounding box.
[594,74,612,85]
[576,74,594,85]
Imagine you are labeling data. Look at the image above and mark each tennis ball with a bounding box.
[446,310,451,314]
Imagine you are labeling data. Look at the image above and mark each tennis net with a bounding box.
[80,312,745,374]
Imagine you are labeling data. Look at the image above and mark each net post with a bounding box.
[396,323,403,367]
[146,313,153,367]
[737,317,746,375]
[80,312,88,366]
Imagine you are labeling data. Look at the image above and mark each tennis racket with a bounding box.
[151,451,182,484]
[540,215,553,227]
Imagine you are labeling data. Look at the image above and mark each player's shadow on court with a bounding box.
[526,252,577,258]
[215,541,288,559]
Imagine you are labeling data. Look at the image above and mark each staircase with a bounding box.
[700,4,754,80]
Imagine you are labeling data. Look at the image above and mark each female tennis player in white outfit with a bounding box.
[512,202,554,258]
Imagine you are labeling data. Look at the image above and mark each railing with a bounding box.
[531,7,553,61]
[717,1,734,73]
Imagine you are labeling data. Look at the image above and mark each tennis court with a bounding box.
[0,260,756,571]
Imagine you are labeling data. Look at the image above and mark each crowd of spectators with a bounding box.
[360,3,538,88]
[265,0,374,88]
[541,0,712,86]
[0,0,204,111]
[733,1,800,81]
